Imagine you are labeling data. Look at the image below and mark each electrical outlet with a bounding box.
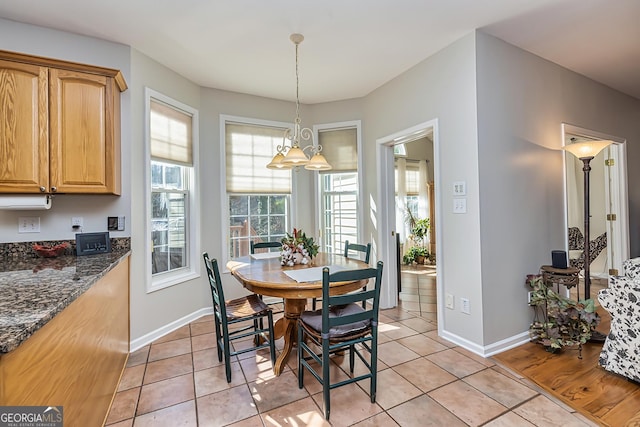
[445,293,455,309]
[461,297,470,314]
[71,217,83,228]
[18,217,40,233]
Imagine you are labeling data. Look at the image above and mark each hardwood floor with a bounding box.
[493,308,640,427]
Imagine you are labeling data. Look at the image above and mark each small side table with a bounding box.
[540,265,580,300]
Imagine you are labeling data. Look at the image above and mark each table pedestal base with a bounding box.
[273,298,307,376]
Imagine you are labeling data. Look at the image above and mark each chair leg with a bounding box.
[253,318,260,346]
[370,334,377,402]
[213,317,223,362]
[322,339,331,420]
[222,327,232,383]
[268,311,276,364]
[349,343,355,373]
[297,325,304,389]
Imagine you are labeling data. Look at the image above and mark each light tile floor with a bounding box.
[106,303,598,427]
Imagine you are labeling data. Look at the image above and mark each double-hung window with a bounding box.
[316,124,361,255]
[147,88,199,291]
[224,118,292,260]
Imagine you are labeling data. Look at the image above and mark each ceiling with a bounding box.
[0,0,638,104]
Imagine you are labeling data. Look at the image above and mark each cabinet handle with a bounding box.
[51,187,57,192]
[40,186,46,192]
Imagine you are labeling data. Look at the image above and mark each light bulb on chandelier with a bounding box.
[266,34,332,171]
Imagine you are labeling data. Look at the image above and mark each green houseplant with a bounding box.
[526,274,600,358]
[403,246,430,265]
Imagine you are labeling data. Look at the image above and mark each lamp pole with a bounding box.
[580,156,594,299]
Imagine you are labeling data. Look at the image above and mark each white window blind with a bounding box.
[150,99,193,166]
[318,128,357,172]
[226,122,291,194]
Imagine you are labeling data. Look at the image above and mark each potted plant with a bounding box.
[526,274,600,358]
[403,246,430,265]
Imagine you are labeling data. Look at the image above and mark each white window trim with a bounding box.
[312,120,363,247]
[145,87,201,293]
[219,114,297,272]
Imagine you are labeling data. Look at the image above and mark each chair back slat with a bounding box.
[344,240,371,264]
[203,253,228,321]
[250,240,282,254]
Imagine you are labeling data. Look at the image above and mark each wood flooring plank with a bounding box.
[493,328,640,427]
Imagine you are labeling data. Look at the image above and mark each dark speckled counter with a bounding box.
[0,250,131,353]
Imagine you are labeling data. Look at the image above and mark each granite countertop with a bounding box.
[0,250,131,354]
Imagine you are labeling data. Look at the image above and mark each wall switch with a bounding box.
[453,198,467,214]
[453,181,466,196]
[445,293,455,309]
[461,297,470,314]
[527,291,534,305]
[18,217,40,233]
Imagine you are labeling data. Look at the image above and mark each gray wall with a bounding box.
[362,33,485,343]
[475,31,640,344]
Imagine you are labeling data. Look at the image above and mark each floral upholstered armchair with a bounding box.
[597,257,640,383]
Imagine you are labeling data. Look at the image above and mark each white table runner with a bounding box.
[283,264,348,282]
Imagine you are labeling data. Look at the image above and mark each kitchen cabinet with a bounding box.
[0,50,127,194]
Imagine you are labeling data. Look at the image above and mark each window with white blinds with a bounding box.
[146,88,199,292]
[318,128,357,172]
[225,122,291,194]
[150,99,193,166]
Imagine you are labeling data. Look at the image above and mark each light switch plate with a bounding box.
[453,198,467,214]
[453,181,466,196]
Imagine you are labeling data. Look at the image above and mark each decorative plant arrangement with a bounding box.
[280,228,319,266]
[527,274,600,358]
[403,209,431,265]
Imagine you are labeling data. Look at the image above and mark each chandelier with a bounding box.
[267,34,332,171]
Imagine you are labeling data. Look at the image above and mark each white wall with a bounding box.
[0,18,132,244]
[475,31,640,345]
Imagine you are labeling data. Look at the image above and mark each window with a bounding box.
[316,124,361,255]
[224,118,292,259]
[146,88,199,291]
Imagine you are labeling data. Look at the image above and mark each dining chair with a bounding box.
[312,240,372,310]
[250,240,285,318]
[250,240,282,254]
[298,261,384,421]
[202,252,276,382]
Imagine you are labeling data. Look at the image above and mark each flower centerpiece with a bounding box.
[280,228,319,266]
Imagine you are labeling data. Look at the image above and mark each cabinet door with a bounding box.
[0,60,49,193]
[49,69,120,194]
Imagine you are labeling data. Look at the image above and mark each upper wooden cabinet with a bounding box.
[0,51,127,195]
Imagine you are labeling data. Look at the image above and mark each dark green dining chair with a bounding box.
[312,240,372,310]
[250,240,282,254]
[250,240,285,320]
[298,261,384,421]
[202,252,276,382]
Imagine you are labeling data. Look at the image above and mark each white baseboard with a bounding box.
[439,329,531,358]
[130,307,213,352]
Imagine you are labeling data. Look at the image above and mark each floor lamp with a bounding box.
[563,139,612,341]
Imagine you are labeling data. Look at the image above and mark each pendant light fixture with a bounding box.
[266,34,332,171]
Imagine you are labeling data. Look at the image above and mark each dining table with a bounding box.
[226,252,369,376]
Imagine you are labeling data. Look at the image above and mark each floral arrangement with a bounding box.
[280,228,319,266]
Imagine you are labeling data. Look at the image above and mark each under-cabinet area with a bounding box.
[0,50,127,195]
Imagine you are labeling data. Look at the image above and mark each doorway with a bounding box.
[376,119,442,329]
[562,123,629,294]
